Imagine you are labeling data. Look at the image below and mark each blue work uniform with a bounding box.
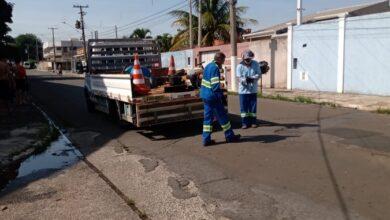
[236,61,261,126]
[200,61,235,144]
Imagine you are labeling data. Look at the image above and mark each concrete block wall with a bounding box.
[344,12,390,96]
[161,50,194,69]
[248,36,287,89]
[292,20,339,92]
[290,11,390,96]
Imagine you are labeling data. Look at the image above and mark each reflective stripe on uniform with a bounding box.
[210,77,220,85]
[203,125,212,132]
[221,122,231,131]
[241,113,248,118]
[202,79,211,88]
[241,112,257,118]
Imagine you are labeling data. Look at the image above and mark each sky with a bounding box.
[9,0,382,43]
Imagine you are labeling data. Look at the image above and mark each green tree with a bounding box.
[15,34,42,61]
[155,33,173,52]
[169,0,256,50]
[0,0,13,55]
[130,28,152,39]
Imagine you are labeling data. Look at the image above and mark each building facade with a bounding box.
[291,11,390,96]
[245,0,390,92]
[43,39,83,70]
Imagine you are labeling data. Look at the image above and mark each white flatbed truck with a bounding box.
[83,39,205,127]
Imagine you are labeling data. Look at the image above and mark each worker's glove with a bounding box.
[246,77,254,84]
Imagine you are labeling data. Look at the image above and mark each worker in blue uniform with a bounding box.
[200,52,241,147]
[236,50,261,129]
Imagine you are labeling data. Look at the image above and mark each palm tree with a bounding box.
[155,33,173,52]
[130,28,152,39]
[169,0,257,50]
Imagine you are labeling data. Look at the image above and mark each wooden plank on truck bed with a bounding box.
[137,97,202,110]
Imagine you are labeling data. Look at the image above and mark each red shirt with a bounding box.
[16,64,26,79]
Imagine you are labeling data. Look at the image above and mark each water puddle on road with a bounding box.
[18,134,82,178]
[0,105,83,192]
[0,132,83,192]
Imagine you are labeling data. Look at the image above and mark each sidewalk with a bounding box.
[61,70,85,78]
[261,88,390,112]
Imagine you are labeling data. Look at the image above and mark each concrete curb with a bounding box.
[260,89,390,113]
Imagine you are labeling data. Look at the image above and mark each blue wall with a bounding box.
[161,50,193,69]
[292,20,339,92]
[344,12,390,96]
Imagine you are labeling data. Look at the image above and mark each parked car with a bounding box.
[23,61,31,69]
[23,61,35,69]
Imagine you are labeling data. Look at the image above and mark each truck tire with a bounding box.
[84,89,95,113]
[108,100,129,128]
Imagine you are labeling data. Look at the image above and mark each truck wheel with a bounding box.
[84,89,95,113]
[108,100,129,128]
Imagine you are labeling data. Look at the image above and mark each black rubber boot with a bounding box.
[226,134,241,143]
[203,140,216,147]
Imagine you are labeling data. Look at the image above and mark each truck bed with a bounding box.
[85,73,204,127]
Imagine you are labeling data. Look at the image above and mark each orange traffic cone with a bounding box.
[168,55,176,76]
[131,53,150,95]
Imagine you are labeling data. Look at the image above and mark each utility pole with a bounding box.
[115,25,118,39]
[229,0,237,92]
[189,0,193,48]
[94,31,98,39]
[197,0,202,47]
[48,27,58,72]
[297,0,303,25]
[73,4,89,71]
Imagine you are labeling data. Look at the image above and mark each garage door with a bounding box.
[200,51,218,68]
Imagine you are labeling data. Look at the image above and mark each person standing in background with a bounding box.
[15,58,27,105]
[236,50,261,129]
[0,54,12,114]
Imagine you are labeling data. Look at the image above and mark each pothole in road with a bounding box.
[139,159,159,173]
[167,176,197,200]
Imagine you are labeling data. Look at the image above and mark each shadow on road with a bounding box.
[136,113,317,142]
[241,135,296,143]
[0,73,353,220]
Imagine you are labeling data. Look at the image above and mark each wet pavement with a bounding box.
[1,129,82,192]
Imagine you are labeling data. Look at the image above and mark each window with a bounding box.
[63,47,68,53]
[187,57,191,65]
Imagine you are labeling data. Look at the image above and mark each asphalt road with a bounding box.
[4,70,390,220]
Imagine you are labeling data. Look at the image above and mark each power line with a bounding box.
[101,0,187,34]
[98,1,187,36]
[106,3,187,38]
